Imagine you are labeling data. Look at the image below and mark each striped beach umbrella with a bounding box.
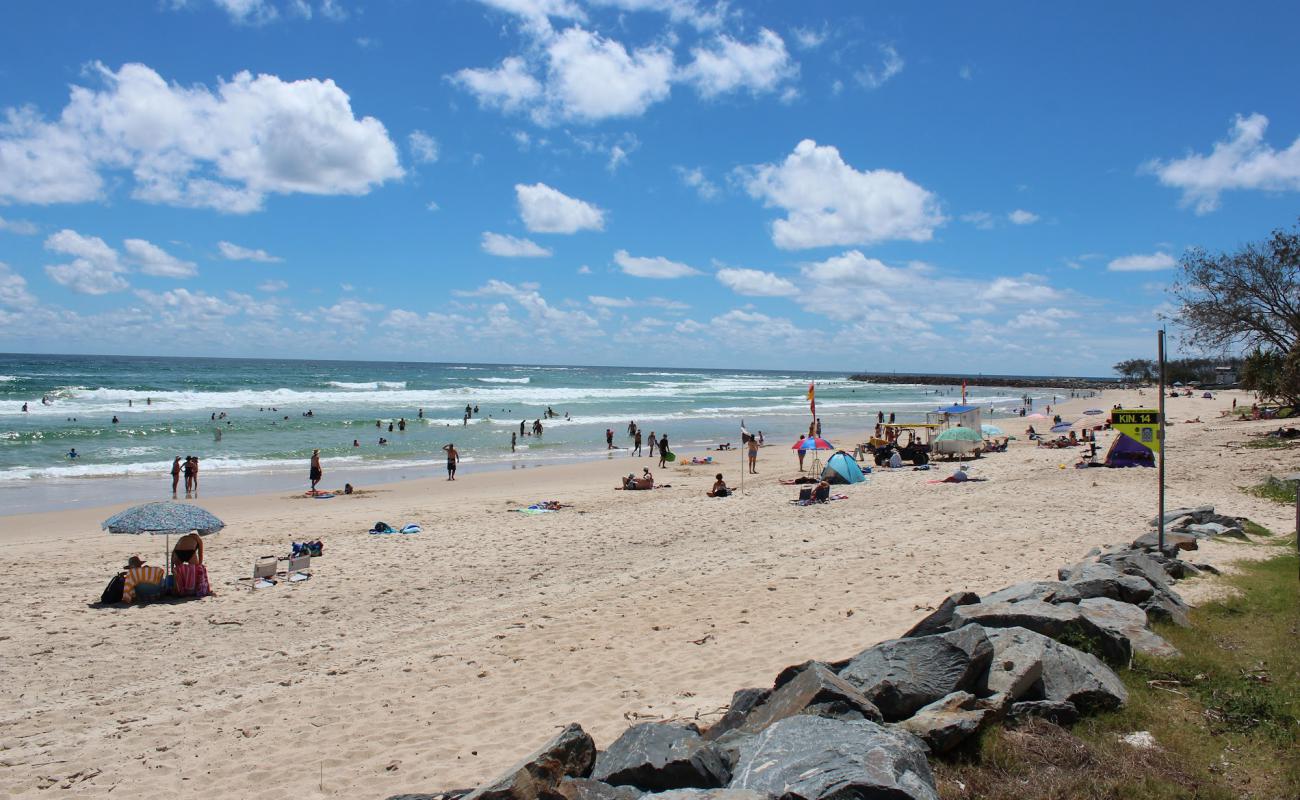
[793,436,834,450]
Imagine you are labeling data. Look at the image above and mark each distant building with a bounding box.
[1214,365,1238,385]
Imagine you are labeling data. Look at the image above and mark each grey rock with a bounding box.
[1131,531,1198,552]
[648,791,768,800]
[701,689,770,741]
[838,624,993,721]
[556,780,642,800]
[1007,700,1080,726]
[388,793,473,800]
[1066,562,1156,605]
[1196,563,1222,575]
[593,723,729,792]
[1100,552,1175,591]
[465,724,596,800]
[897,691,990,754]
[1185,522,1248,540]
[985,627,1127,713]
[732,663,882,735]
[901,591,981,638]
[982,629,1045,705]
[951,599,1131,665]
[1152,506,1214,526]
[982,581,1082,605]
[771,659,849,690]
[1141,593,1191,627]
[729,716,938,800]
[1078,597,1180,659]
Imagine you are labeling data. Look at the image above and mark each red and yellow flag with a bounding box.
[807,382,816,419]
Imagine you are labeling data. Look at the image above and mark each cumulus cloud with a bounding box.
[218,241,283,262]
[481,231,553,257]
[1008,209,1039,225]
[408,130,439,164]
[0,62,402,213]
[682,29,797,99]
[961,211,996,230]
[123,239,198,278]
[676,166,718,199]
[588,294,688,310]
[715,267,797,297]
[450,56,543,113]
[1107,252,1177,272]
[454,278,600,340]
[516,182,605,233]
[541,27,675,122]
[791,25,828,50]
[258,279,289,292]
[614,249,700,278]
[135,287,237,319]
[0,216,39,235]
[1145,113,1300,214]
[855,44,904,89]
[742,139,944,249]
[979,275,1060,303]
[43,229,129,295]
[0,262,36,307]
[1004,307,1078,331]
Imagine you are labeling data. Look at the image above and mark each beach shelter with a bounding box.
[931,425,983,457]
[1104,433,1155,468]
[103,501,225,573]
[821,451,865,484]
[793,436,834,472]
[929,404,982,433]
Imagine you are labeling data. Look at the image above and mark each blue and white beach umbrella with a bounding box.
[103,501,225,535]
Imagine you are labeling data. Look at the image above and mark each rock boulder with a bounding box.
[465,723,596,800]
[838,625,993,720]
[592,723,728,792]
[896,691,990,754]
[950,599,1131,665]
[901,591,981,638]
[731,663,882,735]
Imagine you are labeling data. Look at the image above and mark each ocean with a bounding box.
[0,354,1068,514]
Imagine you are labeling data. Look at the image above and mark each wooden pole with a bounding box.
[1157,329,1167,552]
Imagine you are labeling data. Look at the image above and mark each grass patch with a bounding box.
[934,552,1300,799]
[1242,437,1298,449]
[1242,520,1275,539]
[1245,476,1298,505]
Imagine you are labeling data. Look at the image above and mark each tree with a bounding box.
[1240,346,1300,407]
[1173,219,1300,354]
[1113,358,1155,382]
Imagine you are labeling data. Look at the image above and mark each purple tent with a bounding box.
[1104,433,1155,468]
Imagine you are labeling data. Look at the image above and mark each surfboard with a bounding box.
[663,450,676,462]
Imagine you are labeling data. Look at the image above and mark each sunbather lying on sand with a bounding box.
[620,467,655,490]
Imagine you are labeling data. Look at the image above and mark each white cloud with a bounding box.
[576,265,592,274]
[218,241,282,262]
[451,56,543,114]
[614,249,699,279]
[258,279,289,292]
[516,182,605,233]
[959,65,973,81]
[214,0,278,25]
[1145,113,1300,214]
[541,27,675,122]
[135,287,237,319]
[1008,209,1039,225]
[0,216,39,235]
[454,278,601,340]
[588,294,688,310]
[585,0,726,31]
[979,275,1060,303]
[0,262,36,307]
[791,26,828,50]
[855,44,904,90]
[715,267,797,297]
[961,211,995,230]
[426,200,440,212]
[1107,252,1177,272]
[682,29,797,99]
[408,130,439,164]
[0,62,402,213]
[43,229,129,295]
[676,166,718,199]
[313,298,384,327]
[481,231,553,257]
[742,139,944,249]
[123,239,198,278]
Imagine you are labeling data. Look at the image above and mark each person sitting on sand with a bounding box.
[812,480,831,502]
[707,473,731,497]
[121,556,165,603]
[621,467,655,490]
[888,448,904,469]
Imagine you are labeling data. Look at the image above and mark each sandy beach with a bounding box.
[0,388,1294,798]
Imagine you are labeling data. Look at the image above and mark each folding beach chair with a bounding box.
[283,553,312,583]
[251,556,278,590]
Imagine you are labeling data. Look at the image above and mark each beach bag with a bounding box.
[101,572,125,604]
[372,521,394,533]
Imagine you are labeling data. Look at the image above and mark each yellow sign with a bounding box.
[1110,409,1162,452]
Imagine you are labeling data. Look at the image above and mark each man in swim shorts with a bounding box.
[442,443,459,481]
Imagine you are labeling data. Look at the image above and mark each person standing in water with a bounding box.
[632,428,642,456]
[171,457,182,496]
[309,449,323,493]
[511,432,517,453]
[442,443,460,480]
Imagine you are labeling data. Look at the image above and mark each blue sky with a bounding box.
[2,1,1299,375]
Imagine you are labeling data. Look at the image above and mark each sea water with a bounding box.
[0,354,1067,514]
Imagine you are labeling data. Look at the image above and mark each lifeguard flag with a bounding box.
[807,382,816,418]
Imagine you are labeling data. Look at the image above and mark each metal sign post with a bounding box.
[1157,329,1167,552]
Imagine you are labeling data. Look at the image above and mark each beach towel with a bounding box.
[513,507,557,514]
[791,494,849,506]
[122,565,165,603]
[172,561,211,598]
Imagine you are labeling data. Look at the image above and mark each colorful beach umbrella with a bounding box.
[934,426,984,443]
[793,436,834,450]
[1050,422,1073,433]
[1070,415,1108,431]
[103,501,225,535]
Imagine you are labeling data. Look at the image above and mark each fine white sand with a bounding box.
[0,389,1293,798]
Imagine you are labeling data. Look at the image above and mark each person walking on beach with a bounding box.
[309,449,323,493]
[442,443,460,481]
[747,434,759,474]
[647,431,656,457]
[632,428,642,456]
[606,428,614,449]
[658,434,670,468]
[796,434,807,471]
[170,456,181,496]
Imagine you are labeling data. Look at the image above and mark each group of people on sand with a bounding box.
[104,532,211,604]
[170,455,200,496]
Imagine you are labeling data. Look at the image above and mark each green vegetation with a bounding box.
[935,550,1300,800]
[1246,476,1298,505]
[1243,437,1297,449]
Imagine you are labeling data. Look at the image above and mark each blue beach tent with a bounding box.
[1104,434,1155,468]
[821,451,866,484]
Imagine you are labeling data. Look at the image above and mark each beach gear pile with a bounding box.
[368,521,422,535]
[513,500,566,514]
[397,507,1232,800]
[291,540,324,557]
